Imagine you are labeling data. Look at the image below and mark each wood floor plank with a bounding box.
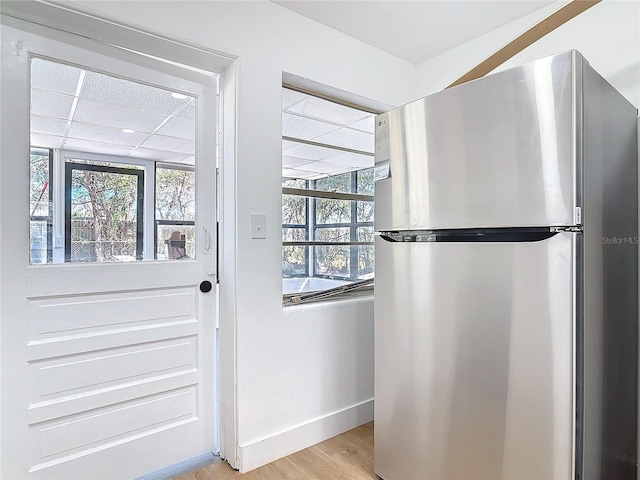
[316,434,375,479]
[174,422,375,480]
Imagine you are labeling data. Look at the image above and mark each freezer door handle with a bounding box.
[378,227,568,243]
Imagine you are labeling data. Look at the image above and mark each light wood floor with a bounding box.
[174,422,376,480]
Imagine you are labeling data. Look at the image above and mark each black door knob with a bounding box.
[200,280,213,293]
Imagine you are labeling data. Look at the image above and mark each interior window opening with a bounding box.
[281,86,377,300]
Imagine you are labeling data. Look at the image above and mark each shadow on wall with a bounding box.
[607,61,640,103]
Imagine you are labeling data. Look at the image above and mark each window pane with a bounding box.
[314,173,352,194]
[314,245,350,278]
[283,194,307,225]
[357,168,374,195]
[283,246,307,276]
[358,245,374,278]
[30,149,51,218]
[315,198,351,224]
[357,201,374,223]
[283,178,307,189]
[156,168,195,221]
[357,226,374,242]
[69,169,139,262]
[315,227,350,242]
[357,227,374,278]
[30,148,52,264]
[283,227,306,241]
[30,57,206,265]
[157,225,195,260]
[30,220,48,264]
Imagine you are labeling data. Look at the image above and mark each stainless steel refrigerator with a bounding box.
[373,50,638,480]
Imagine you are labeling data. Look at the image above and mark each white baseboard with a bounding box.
[238,398,374,473]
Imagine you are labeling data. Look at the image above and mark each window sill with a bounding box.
[282,288,373,310]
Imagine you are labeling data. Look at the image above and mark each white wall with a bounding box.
[56,0,417,472]
[417,0,640,108]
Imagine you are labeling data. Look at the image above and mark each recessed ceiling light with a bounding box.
[122,129,136,134]
[171,92,188,99]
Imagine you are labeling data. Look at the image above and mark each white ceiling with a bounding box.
[273,0,557,65]
[31,58,196,164]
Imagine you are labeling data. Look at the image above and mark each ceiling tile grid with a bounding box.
[281,88,376,180]
[67,122,148,146]
[30,57,197,165]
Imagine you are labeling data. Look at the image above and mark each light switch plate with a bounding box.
[251,213,266,239]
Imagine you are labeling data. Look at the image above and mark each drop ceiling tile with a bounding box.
[284,144,328,161]
[31,133,64,149]
[175,100,196,120]
[282,140,298,151]
[282,89,306,109]
[62,138,134,157]
[282,156,314,168]
[140,135,195,154]
[308,173,333,180]
[31,115,68,136]
[284,142,342,161]
[285,95,369,125]
[298,161,349,174]
[31,90,74,119]
[322,151,374,169]
[349,116,375,134]
[282,112,341,140]
[73,99,167,133]
[313,127,374,153]
[282,168,319,180]
[129,148,192,163]
[67,122,148,146]
[81,71,192,115]
[156,116,195,139]
[31,58,82,95]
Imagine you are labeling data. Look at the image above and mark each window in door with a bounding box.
[29,57,199,264]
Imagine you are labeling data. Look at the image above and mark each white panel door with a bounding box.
[1,17,218,479]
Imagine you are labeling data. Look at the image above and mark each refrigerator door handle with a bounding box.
[378,227,567,243]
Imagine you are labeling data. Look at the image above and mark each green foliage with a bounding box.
[156,168,195,221]
[70,169,138,261]
[357,168,374,195]
[282,195,306,225]
[315,173,351,193]
[30,151,50,217]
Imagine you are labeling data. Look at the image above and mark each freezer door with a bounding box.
[374,233,577,480]
[375,51,582,231]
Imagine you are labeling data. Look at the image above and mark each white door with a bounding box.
[1,16,218,480]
